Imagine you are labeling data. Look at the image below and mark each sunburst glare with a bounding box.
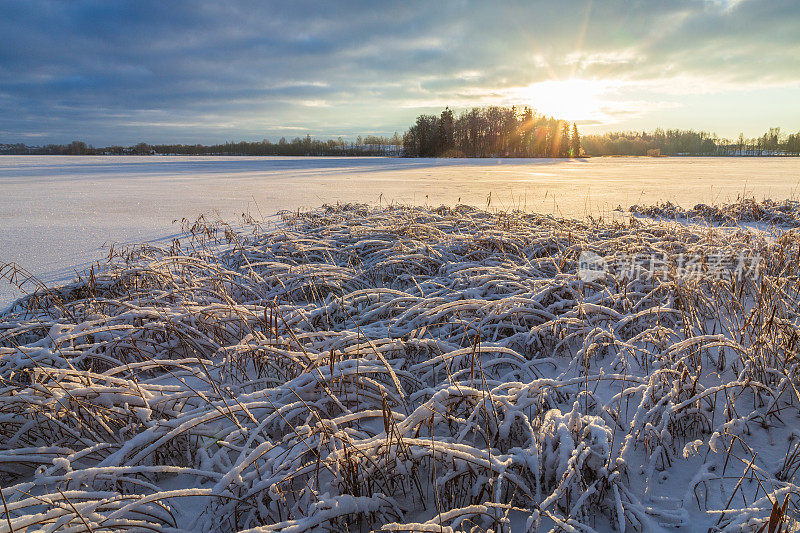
[512,78,613,123]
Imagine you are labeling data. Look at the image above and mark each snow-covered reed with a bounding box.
[630,197,800,227]
[0,202,798,532]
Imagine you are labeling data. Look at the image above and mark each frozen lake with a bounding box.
[1,155,799,305]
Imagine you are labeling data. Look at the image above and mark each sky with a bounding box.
[1,0,799,145]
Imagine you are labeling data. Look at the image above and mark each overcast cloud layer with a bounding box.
[1,0,799,144]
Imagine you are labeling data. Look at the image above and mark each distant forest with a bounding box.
[583,127,800,156]
[401,106,800,157]
[0,134,402,157]
[2,110,799,157]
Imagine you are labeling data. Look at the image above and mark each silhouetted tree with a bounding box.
[559,122,570,157]
[132,142,151,155]
[570,123,581,156]
[67,141,88,155]
[438,107,455,155]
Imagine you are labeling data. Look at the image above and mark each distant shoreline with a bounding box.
[2,153,798,158]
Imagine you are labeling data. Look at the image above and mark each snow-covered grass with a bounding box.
[0,202,799,532]
[629,198,800,227]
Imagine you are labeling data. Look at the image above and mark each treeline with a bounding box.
[0,134,403,157]
[402,106,580,157]
[4,124,799,158]
[582,127,800,156]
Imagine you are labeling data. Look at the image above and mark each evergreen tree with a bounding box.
[570,123,581,157]
[438,107,455,155]
[559,121,570,157]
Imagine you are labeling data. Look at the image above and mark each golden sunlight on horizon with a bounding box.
[511,78,612,124]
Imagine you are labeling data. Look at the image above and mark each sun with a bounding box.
[512,79,611,123]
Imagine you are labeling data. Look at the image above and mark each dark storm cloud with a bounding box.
[0,0,798,144]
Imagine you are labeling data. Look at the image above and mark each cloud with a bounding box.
[0,0,798,143]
